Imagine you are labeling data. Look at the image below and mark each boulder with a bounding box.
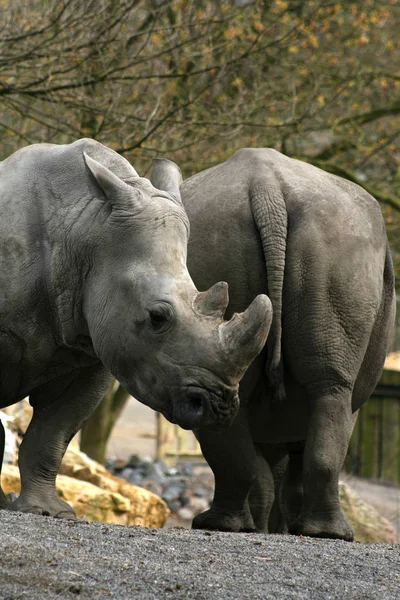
[2,460,169,528]
[0,411,18,464]
[2,399,32,437]
[339,480,396,543]
[59,445,170,527]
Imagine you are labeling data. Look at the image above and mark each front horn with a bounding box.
[218,294,273,376]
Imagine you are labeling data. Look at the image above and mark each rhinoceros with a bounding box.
[178,148,395,541]
[0,139,272,518]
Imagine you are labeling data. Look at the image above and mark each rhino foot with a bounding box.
[0,489,10,509]
[6,494,76,519]
[289,513,354,542]
[192,506,256,533]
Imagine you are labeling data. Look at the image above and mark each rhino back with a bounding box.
[183,146,387,317]
[182,148,392,419]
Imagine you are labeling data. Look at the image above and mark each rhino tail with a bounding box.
[250,178,287,402]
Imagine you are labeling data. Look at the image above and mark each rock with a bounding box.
[120,467,139,483]
[189,496,209,514]
[141,479,163,497]
[339,480,396,543]
[59,445,170,528]
[148,461,167,485]
[162,484,184,503]
[125,454,143,469]
[1,446,169,528]
[0,411,17,464]
[176,506,195,521]
[180,462,194,477]
[2,398,32,436]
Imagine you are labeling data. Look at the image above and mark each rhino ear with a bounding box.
[84,153,134,205]
[151,158,182,204]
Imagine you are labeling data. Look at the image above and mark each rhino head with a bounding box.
[83,155,272,430]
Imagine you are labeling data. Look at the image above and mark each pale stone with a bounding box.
[56,475,131,525]
[2,399,32,435]
[60,445,170,527]
[0,411,17,464]
[1,465,20,494]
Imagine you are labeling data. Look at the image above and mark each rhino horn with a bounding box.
[84,153,133,201]
[219,295,272,375]
[151,158,182,204]
[193,281,229,318]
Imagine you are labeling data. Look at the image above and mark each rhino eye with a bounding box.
[147,303,173,333]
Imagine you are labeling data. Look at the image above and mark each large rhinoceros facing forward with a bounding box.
[181,148,395,541]
[0,139,271,518]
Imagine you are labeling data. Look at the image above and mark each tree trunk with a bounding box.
[80,381,130,464]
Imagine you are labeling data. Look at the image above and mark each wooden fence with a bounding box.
[345,368,400,484]
[155,414,201,464]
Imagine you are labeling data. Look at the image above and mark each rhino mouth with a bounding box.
[168,386,239,430]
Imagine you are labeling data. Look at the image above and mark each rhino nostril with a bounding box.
[172,387,209,430]
[186,388,207,418]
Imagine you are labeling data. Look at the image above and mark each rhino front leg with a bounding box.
[7,364,111,518]
[193,407,258,532]
[289,390,355,541]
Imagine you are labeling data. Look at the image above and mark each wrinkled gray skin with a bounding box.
[0,139,272,518]
[181,148,396,541]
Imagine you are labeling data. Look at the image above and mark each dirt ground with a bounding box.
[1,397,400,599]
[1,510,400,600]
[107,396,157,460]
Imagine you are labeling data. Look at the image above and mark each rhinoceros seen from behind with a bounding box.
[0,139,272,518]
[180,148,395,541]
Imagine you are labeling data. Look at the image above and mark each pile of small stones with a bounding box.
[105,455,214,526]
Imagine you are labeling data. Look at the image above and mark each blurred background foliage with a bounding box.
[1,2,399,255]
[2,0,399,461]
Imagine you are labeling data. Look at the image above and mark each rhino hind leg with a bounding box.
[7,365,110,518]
[280,442,304,527]
[352,249,395,409]
[0,419,10,508]
[288,391,355,542]
[246,455,274,533]
[248,444,288,533]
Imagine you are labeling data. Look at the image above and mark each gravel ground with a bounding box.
[0,511,399,600]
